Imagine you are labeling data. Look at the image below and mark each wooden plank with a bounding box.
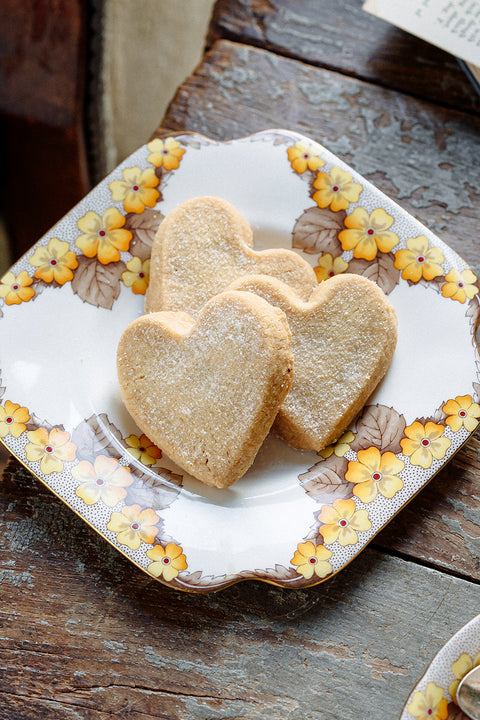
[1,116,90,260]
[0,0,89,260]
[208,0,480,114]
[157,39,480,267]
[0,0,86,126]
[1,457,480,719]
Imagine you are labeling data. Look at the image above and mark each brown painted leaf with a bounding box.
[141,466,183,488]
[125,467,181,511]
[292,206,345,256]
[416,412,446,425]
[255,130,292,147]
[71,413,123,462]
[347,252,400,295]
[126,479,175,514]
[252,565,300,582]
[431,405,447,423]
[71,256,126,310]
[466,294,480,324]
[179,571,237,588]
[125,207,164,260]
[351,404,406,454]
[180,570,203,584]
[299,455,352,502]
[26,414,62,433]
[474,382,480,402]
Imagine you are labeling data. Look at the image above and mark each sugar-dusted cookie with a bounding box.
[145,196,318,316]
[117,290,293,488]
[227,274,397,452]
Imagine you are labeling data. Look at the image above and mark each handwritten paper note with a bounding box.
[363,0,480,66]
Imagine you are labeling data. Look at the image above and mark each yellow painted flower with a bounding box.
[449,651,480,703]
[312,167,363,212]
[291,541,333,580]
[71,455,133,507]
[314,253,349,282]
[107,504,160,550]
[76,207,132,265]
[25,427,76,474]
[147,137,186,171]
[443,394,480,433]
[0,400,30,438]
[125,433,161,466]
[345,447,405,503]
[319,430,355,458]
[394,235,444,282]
[0,271,34,305]
[442,268,479,304]
[29,237,78,285]
[317,498,371,546]
[338,207,398,261]
[400,421,451,469]
[287,142,324,174]
[122,257,150,295]
[146,542,187,581]
[109,166,160,214]
[407,681,448,720]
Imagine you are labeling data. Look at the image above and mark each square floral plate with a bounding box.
[1,129,479,593]
[400,613,480,719]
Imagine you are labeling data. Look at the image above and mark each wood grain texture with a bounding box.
[1,457,480,719]
[207,0,480,114]
[157,39,480,267]
[2,3,480,716]
[0,0,86,126]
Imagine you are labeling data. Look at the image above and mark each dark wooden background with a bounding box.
[1,1,480,718]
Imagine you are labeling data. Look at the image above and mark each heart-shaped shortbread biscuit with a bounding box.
[145,196,318,316]
[227,274,397,451]
[117,290,293,488]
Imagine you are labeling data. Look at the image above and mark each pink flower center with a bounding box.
[366,227,375,236]
[132,185,139,192]
[338,518,348,527]
[49,258,58,266]
[96,478,105,486]
[372,472,382,481]
[98,229,106,237]
[331,185,340,192]
[45,445,54,453]
[162,556,171,565]
[308,556,318,565]
[421,438,430,447]
[12,284,19,291]
[417,256,425,263]
[5,416,13,424]
[131,522,140,531]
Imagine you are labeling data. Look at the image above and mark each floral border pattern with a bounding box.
[1,129,479,593]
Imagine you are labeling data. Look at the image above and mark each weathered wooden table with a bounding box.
[2,2,480,717]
